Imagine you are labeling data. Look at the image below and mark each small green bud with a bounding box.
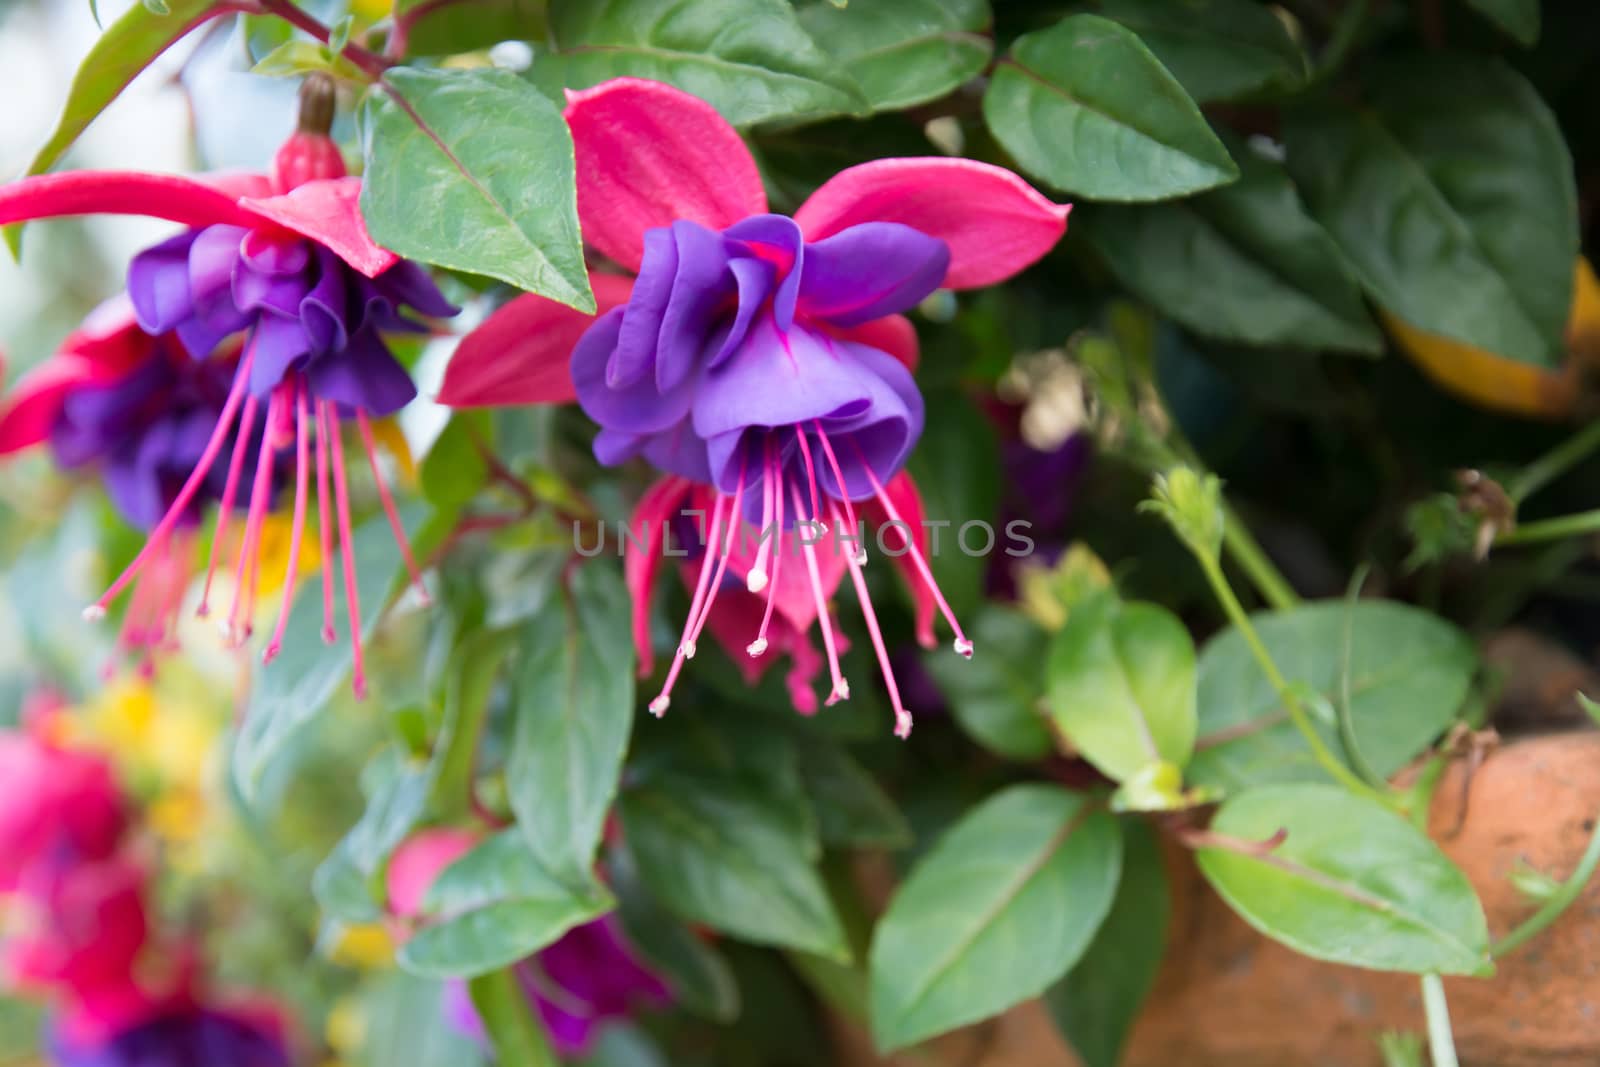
[1142,467,1225,562]
[1508,860,1563,904]
[1376,1031,1424,1067]
[1016,542,1111,632]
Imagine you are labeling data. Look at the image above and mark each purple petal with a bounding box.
[127,230,200,334]
[725,214,803,330]
[250,312,313,397]
[797,222,949,326]
[657,219,733,393]
[299,247,349,354]
[707,255,772,370]
[691,316,873,445]
[373,258,459,319]
[609,226,678,390]
[572,308,696,436]
[305,325,417,416]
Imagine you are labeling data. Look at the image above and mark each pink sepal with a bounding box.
[386,829,480,921]
[861,471,937,648]
[239,176,397,278]
[822,313,919,371]
[626,476,694,678]
[0,170,263,231]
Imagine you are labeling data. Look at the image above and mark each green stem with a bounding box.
[1494,508,1600,547]
[469,968,560,1067]
[1421,975,1459,1067]
[1310,0,1371,83]
[1222,505,1300,610]
[1491,807,1600,957]
[1198,556,1391,805]
[1507,419,1600,504]
[1336,565,1387,789]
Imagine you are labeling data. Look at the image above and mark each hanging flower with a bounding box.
[439,77,1069,735]
[0,76,457,695]
[388,830,670,1057]
[0,726,126,892]
[47,1004,291,1067]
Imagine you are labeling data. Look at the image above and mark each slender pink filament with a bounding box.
[197,394,258,617]
[833,502,912,738]
[748,440,776,593]
[684,462,745,654]
[859,457,973,658]
[85,345,257,618]
[648,494,727,716]
[314,400,337,643]
[356,411,428,604]
[263,381,311,664]
[813,422,863,562]
[226,390,280,646]
[791,483,848,705]
[750,446,785,657]
[793,427,825,532]
[325,403,367,699]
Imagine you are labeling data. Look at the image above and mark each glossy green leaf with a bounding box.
[794,738,912,849]
[537,0,868,126]
[399,831,611,977]
[1466,0,1540,45]
[612,844,741,1022]
[1046,593,1197,782]
[926,606,1052,760]
[8,0,227,253]
[619,768,847,960]
[1284,57,1575,368]
[1189,600,1476,794]
[1089,0,1307,102]
[343,746,433,876]
[1196,784,1491,974]
[797,0,992,111]
[507,563,635,893]
[869,784,1121,1051]
[361,67,593,311]
[1079,139,1381,354]
[1045,821,1169,1067]
[233,506,424,799]
[983,14,1238,201]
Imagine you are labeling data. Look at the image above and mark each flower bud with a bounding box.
[1142,466,1225,563]
[273,74,345,190]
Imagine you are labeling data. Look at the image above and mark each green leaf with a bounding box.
[469,969,560,1067]
[1284,57,1576,368]
[420,414,489,513]
[7,0,227,253]
[926,606,1053,761]
[1045,820,1169,1067]
[361,67,593,311]
[868,784,1121,1051]
[611,844,741,1022]
[983,14,1238,201]
[1465,0,1540,45]
[618,768,848,960]
[1195,784,1491,974]
[252,40,367,81]
[396,0,548,57]
[232,506,425,800]
[1189,600,1477,795]
[794,738,912,849]
[344,746,434,876]
[507,564,635,893]
[1088,0,1308,102]
[1046,593,1197,782]
[356,975,490,1067]
[905,387,1000,616]
[399,830,611,977]
[797,0,992,111]
[1079,138,1382,354]
[537,0,868,126]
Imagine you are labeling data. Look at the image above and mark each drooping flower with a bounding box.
[0,727,126,892]
[0,76,457,694]
[439,77,1069,735]
[47,1003,291,1067]
[0,297,260,671]
[387,830,670,1057]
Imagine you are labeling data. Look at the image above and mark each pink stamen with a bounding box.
[813,422,864,565]
[263,382,311,664]
[197,394,259,618]
[325,403,367,699]
[749,446,785,658]
[791,483,848,705]
[356,411,429,604]
[84,345,257,619]
[684,461,746,655]
[834,502,912,738]
[793,428,826,533]
[747,440,776,594]
[225,390,281,647]
[315,399,337,644]
[648,494,727,717]
[860,458,973,659]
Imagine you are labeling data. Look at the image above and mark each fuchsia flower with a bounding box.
[0,727,126,892]
[440,77,1069,735]
[388,830,670,1057]
[0,78,456,694]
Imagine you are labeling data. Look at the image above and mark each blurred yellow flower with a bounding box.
[328,923,395,970]
[349,0,392,19]
[325,994,368,1057]
[367,416,417,486]
[250,510,324,601]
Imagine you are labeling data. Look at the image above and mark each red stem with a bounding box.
[253,0,391,79]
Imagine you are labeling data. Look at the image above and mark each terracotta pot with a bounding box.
[833,731,1600,1067]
